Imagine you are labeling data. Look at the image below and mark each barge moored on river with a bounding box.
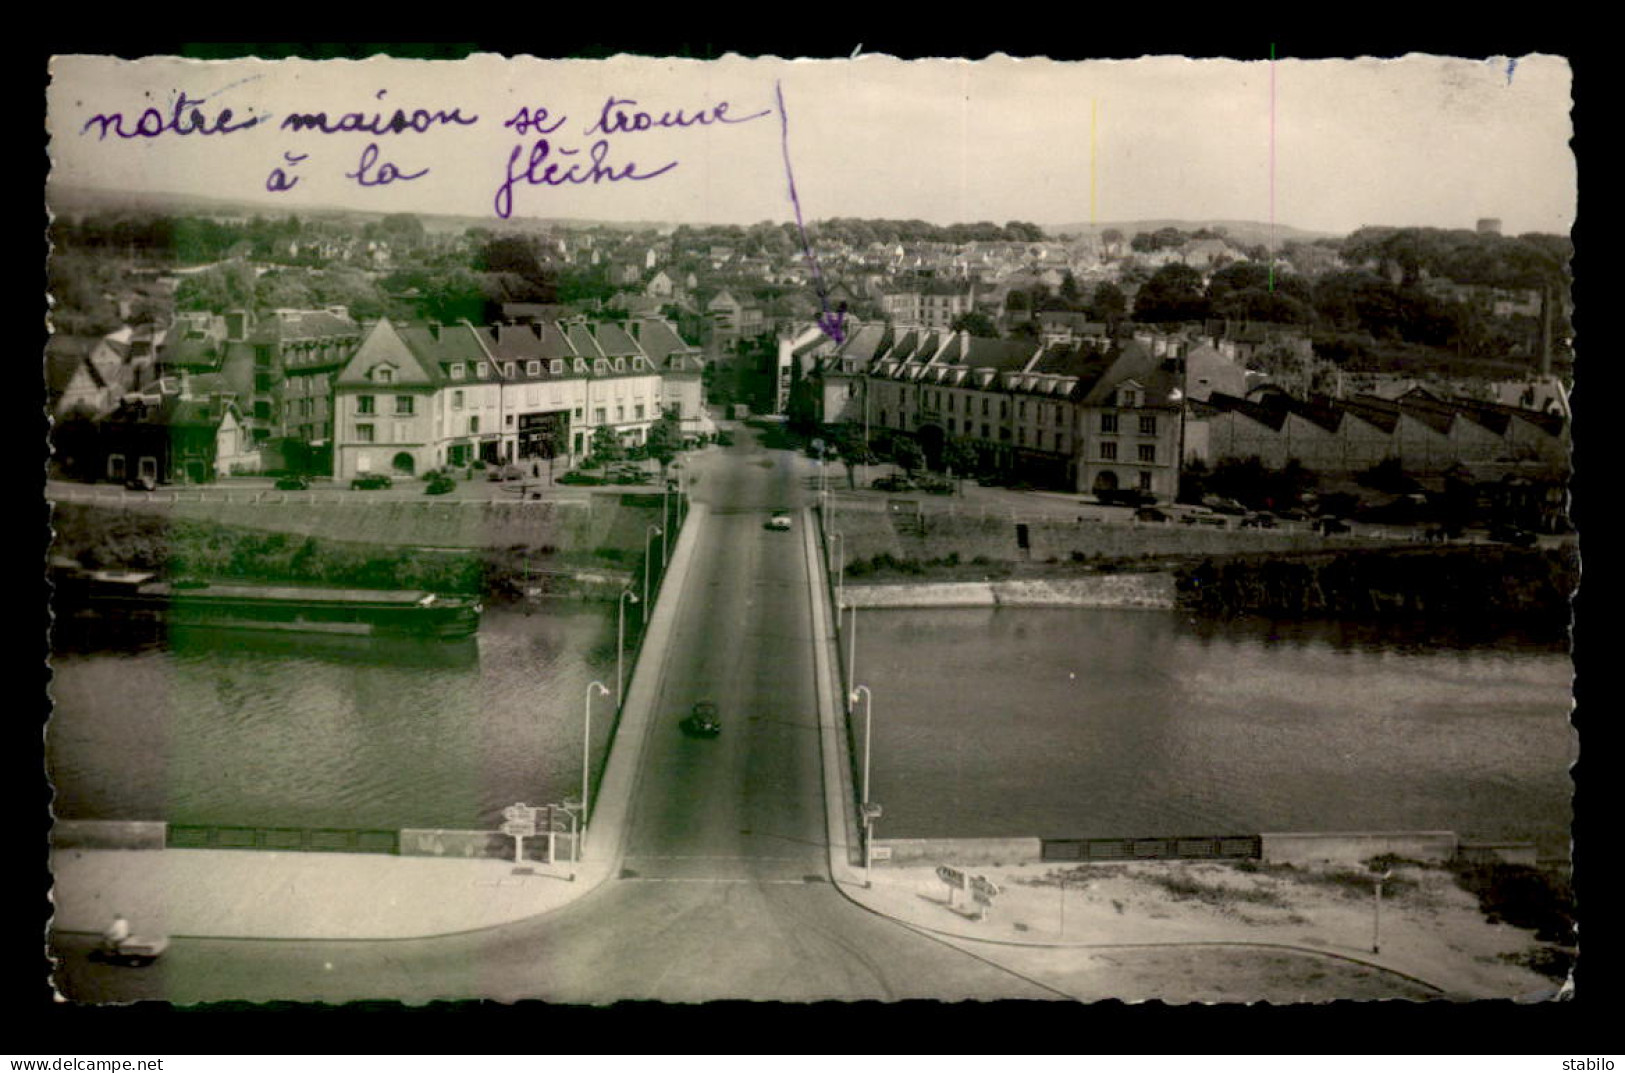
[51,565,482,640]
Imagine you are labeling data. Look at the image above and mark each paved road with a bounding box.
[53,424,1063,1005]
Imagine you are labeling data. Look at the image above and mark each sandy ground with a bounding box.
[870,859,1571,1003]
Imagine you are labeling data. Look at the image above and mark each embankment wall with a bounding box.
[51,820,168,850]
[1260,830,1460,866]
[877,837,1044,866]
[834,503,1373,571]
[846,574,1176,609]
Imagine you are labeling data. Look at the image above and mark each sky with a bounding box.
[45,52,1576,236]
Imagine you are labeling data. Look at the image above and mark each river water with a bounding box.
[852,608,1575,858]
[47,604,620,831]
[48,605,1575,857]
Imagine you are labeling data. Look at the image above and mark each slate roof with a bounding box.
[1334,397,1402,434]
[953,335,1038,373]
[1030,342,1114,382]
[592,322,642,359]
[1204,392,1290,432]
[634,318,700,362]
[565,323,605,360]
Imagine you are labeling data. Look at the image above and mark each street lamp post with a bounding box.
[661,483,671,566]
[582,680,610,853]
[1372,868,1394,954]
[852,685,873,806]
[830,530,844,611]
[644,524,663,608]
[850,684,878,891]
[617,589,638,704]
[847,605,858,711]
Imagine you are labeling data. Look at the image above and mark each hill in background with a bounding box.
[1052,220,1341,247]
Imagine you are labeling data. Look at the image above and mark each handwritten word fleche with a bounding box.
[492,95,773,220]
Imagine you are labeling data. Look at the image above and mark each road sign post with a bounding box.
[502,803,538,865]
[968,873,1002,922]
[936,864,966,908]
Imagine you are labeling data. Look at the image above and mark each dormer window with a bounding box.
[615,358,626,373]
[527,361,541,376]
[551,359,565,375]
[374,366,394,384]
[503,362,516,379]
[450,363,466,380]
[476,362,489,378]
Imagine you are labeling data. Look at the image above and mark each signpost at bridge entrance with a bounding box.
[502,803,537,865]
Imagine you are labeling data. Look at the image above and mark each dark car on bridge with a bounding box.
[680,701,721,737]
[1488,523,1539,547]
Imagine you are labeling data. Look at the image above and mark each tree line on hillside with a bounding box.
[51,211,435,267]
[1128,259,1565,362]
[805,219,1048,246]
[1341,227,1572,291]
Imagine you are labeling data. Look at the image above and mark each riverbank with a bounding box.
[1171,544,1577,633]
[49,497,670,603]
[833,535,1574,630]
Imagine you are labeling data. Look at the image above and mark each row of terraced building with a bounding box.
[793,322,1570,501]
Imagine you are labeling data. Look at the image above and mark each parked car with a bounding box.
[872,475,915,492]
[1202,495,1248,516]
[274,474,310,491]
[124,474,157,492]
[918,477,954,495]
[767,511,793,531]
[1315,516,1351,535]
[351,474,393,490]
[1095,488,1155,507]
[680,701,721,738]
[486,464,523,482]
[1240,512,1278,529]
[1134,507,1171,523]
